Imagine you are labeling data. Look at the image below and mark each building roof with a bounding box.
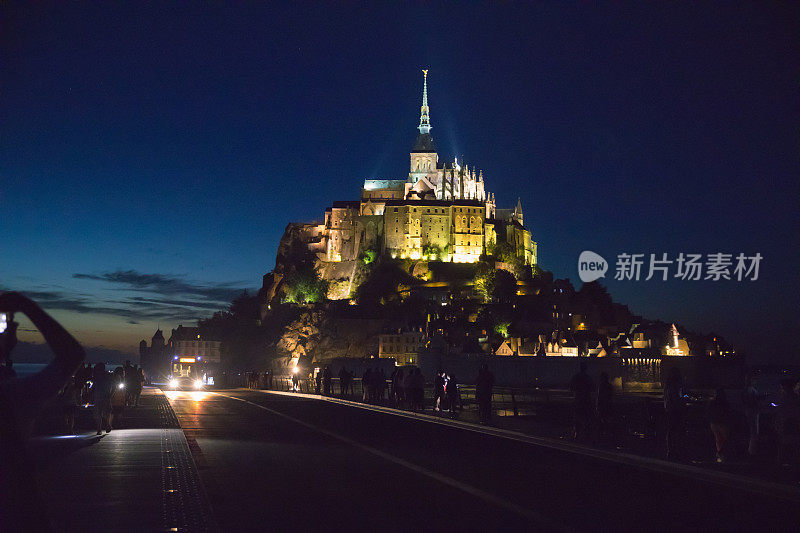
[383,198,484,207]
[363,179,406,190]
[411,132,436,153]
[169,325,199,342]
[331,201,361,209]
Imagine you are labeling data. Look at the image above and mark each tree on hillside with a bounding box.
[354,259,415,306]
[492,269,517,303]
[422,243,443,261]
[494,319,511,339]
[282,269,329,304]
[359,247,378,265]
[474,264,516,303]
[576,281,615,327]
[492,242,522,267]
[199,290,266,371]
[473,261,495,303]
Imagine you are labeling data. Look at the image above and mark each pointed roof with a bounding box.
[412,70,437,153]
[418,69,431,134]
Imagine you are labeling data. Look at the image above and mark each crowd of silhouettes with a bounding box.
[567,361,800,465]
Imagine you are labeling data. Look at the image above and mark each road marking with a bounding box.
[213,391,569,532]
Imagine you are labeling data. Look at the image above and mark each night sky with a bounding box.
[1,3,797,362]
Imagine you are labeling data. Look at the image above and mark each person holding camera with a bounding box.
[0,292,85,530]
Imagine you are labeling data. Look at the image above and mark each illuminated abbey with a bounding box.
[275,71,536,294]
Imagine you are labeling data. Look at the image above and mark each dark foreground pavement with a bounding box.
[168,389,800,532]
[33,388,214,532]
[30,386,800,532]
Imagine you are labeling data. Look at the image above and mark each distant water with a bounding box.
[12,363,47,378]
[11,362,125,378]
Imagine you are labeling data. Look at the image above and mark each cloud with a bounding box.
[73,270,248,302]
[3,269,255,324]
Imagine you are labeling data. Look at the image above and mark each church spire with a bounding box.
[418,70,431,134]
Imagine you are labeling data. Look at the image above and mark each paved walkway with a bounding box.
[27,385,799,530]
[31,387,215,532]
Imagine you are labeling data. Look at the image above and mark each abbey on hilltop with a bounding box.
[329,71,536,265]
[265,71,537,301]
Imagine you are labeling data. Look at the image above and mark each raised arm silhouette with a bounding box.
[0,291,85,531]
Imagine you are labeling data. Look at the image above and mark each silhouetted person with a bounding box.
[0,292,85,531]
[447,373,462,417]
[410,368,425,413]
[77,363,93,404]
[708,388,732,463]
[377,368,387,403]
[434,370,445,412]
[596,372,614,444]
[664,367,686,459]
[93,363,113,435]
[58,377,80,434]
[111,366,126,428]
[124,362,138,406]
[338,366,349,397]
[775,378,799,465]
[322,366,332,395]
[314,370,322,394]
[476,363,495,424]
[134,366,145,406]
[742,375,764,458]
[362,368,372,401]
[569,361,594,441]
[392,368,405,408]
[122,359,134,405]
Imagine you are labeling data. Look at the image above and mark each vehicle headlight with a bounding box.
[169,379,179,388]
[118,382,125,389]
[194,379,203,389]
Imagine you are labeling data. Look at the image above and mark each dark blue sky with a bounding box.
[1,3,798,362]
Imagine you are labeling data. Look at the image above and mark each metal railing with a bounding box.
[232,372,558,420]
